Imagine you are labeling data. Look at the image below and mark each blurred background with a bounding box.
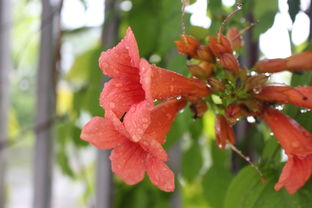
[1,0,312,207]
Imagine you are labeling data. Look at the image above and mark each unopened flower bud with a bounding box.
[218,53,240,74]
[226,27,243,51]
[244,74,269,90]
[194,46,215,62]
[190,100,208,118]
[286,51,312,72]
[175,34,200,57]
[188,61,213,80]
[208,36,228,57]
[207,77,224,92]
[225,104,243,125]
[255,59,287,73]
[243,99,263,114]
[215,115,235,149]
[218,33,232,53]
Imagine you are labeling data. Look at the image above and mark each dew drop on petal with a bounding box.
[300,108,310,113]
[252,87,261,94]
[269,132,274,136]
[275,105,284,111]
[176,96,182,100]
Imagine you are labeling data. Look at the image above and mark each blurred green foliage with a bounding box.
[10,0,312,207]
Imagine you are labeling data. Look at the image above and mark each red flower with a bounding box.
[215,115,235,149]
[226,27,243,51]
[255,86,312,110]
[81,98,186,192]
[255,51,312,73]
[175,34,200,56]
[99,28,209,120]
[208,33,239,74]
[262,107,312,194]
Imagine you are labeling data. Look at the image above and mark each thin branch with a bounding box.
[0,115,67,151]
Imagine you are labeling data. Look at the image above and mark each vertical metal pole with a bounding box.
[95,150,113,208]
[0,0,12,207]
[33,0,61,207]
[95,1,120,207]
[169,141,182,208]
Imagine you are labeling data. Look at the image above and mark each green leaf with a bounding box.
[288,0,301,22]
[202,166,233,208]
[253,0,278,37]
[261,137,281,166]
[165,109,189,148]
[67,45,104,116]
[157,0,184,55]
[129,0,161,57]
[286,71,312,131]
[182,140,203,182]
[224,166,312,208]
[166,54,188,75]
[190,26,209,42]
[57,149,75,178]
[71,125,88,147]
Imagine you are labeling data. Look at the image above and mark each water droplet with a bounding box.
[176,96,182,100]
[275,105,284,110]
[246,157,250,162]
[250,71,257,76]
[300,108,310,113]
[269,132,274,136]
[252,87,261,94]
[246,116,256,123]
[179,109,185,113]
[218,144,223,148]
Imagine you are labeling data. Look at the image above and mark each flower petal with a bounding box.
[255,51,312,73]
[215,115,235,149]
[110,141,146,185]
[100,79,145,118]
[255,86,312,110]
[99,27,140,79]
[139,138,168,161]
[145,154,175,192]
[262,107,312,156]
[255,58,287,73]
[123,100,153,142]
[105,110,130,138]
[140,59,210,101]
[286,51,312,72]
[144,98,186,144]
[80,117,127,149]
[275,155,312,194]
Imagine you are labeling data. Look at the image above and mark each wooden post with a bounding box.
[0,0,12,207]
[33,0,62,207]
